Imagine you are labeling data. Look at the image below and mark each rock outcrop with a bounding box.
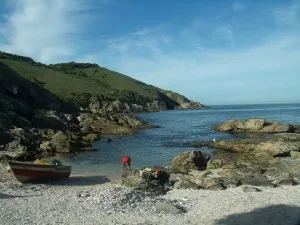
[170,151,211,173]
[178,119,300,191]
[213,119,295,133]
[121,169,171,195]
[167,150,300,190]
[0,51,208,163]
[210,136,300,157]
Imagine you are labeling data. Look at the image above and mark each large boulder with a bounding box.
[51,131,71,153]
[81,133,100,143]
[77,113,136,135]
[211,139,259,153]
[170,151,211,173]
[121,169,170,194]
[50,131,94,153]
[254,141,300,157]
[214,119,294,133]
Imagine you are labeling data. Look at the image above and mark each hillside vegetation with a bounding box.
[0,51,205,111]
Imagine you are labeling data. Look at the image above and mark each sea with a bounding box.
[57,104,300,179]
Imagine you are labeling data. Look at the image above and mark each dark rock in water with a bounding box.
[103,137,112,142]
[170,151,211,172]
[213,119,295,134]
[190,141,211,148]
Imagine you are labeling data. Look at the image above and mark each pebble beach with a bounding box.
[1,164,300,225]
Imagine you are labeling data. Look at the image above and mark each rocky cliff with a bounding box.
[0,51,206,113]
[0,51,207,162]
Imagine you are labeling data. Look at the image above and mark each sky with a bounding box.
[0,0,299,105]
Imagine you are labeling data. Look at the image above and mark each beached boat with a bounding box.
[8,161,71,183]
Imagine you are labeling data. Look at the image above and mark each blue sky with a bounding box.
[0,0,299,105]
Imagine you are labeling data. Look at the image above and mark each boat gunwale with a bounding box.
[8,161,72,170]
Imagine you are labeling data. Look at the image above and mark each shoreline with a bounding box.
[2,109,300,224]
[1,165,300,225]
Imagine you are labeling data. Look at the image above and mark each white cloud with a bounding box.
[233,3,245,12]
[1,0,299,104]
[0,0,92,63]
[81,28,300,104]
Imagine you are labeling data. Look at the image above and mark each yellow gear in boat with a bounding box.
[34,159,50,165]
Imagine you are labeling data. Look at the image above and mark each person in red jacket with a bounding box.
[122,156,131,170]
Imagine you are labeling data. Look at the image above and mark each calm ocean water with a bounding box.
[62,104,300,178]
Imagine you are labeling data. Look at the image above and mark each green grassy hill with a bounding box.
[0,51,205,111]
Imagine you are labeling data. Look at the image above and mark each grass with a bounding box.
[0,51,194,108]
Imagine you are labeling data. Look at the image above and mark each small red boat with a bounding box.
[8,161,72,183]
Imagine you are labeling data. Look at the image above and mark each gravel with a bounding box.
[1,164,300,225]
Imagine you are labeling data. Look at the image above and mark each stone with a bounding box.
[82,133,100,143]
[274,133,300,142]
[291,151,300,159]
[211,138,300,157]
[51,131,71,153]
[39,141,54,151]
[121,168,170,194]
[272,178,296,186]
[222,163,237,169]
[170,151,211,172]
[193,177,226,190]
[242,185,262,192]
[207,159,223,169]
[223,179,242,188]
[214,119,294,134]
[254,141,297,157]
[174,178,200,189]
[4,139,27,152]
[152,202,186,214]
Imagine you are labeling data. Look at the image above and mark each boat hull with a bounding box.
[8,161,71,183]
